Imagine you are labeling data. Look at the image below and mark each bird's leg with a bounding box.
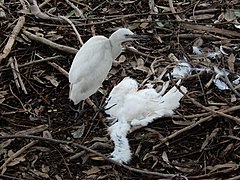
[85,98,98,112]
[68,101,90,119]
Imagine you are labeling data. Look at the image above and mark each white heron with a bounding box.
[69,28,140,105]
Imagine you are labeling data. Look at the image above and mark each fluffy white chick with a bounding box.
[105,77,187,126]
[106,77,187,163]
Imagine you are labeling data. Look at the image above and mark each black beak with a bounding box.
[125,34,149,40]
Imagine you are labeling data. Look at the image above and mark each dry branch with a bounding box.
[0,56,64,72]
[0,135,187,179]
[168,0,182,21]
[0,16,25,64]
[47,61,69,78]
[0,141,37,174]
[182,24,240,38]
[22,30,78,54]
[60,16,84,46]
[8,57,28,94]
[64,0,85,18]
[154,105,240,149]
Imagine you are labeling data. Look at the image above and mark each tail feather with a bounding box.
[155,84,187,115]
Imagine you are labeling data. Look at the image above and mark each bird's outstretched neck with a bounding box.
[109,36,122,60]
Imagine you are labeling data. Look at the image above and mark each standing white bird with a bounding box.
[69,28,140,105]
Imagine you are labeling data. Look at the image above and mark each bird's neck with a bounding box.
[110,41,122,60]
[109,37,122,60]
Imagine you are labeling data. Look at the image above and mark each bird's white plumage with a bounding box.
[108,121,131,163]
[106,77,187,163]
[69,28,137,105]
[105,77,187,126]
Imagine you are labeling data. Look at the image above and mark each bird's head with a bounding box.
[116,77,138,93]
[109,28,140,43]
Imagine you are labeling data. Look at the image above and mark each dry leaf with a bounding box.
[43,130,53,139]
[224,8,236,21]
[90,156,104,161]
[118,55,126,63]
[8,155,26,166]
[190,14,215,20]
[44,75,59,87]
[71,124,85,139]
[162,151,170,165]
[227,53,235,72]
[55,174,63,180]
[82,166,101,175]
[172,119,193,126]
[0,90,8,104]
[41,164,50,173]
[193,37,203,47]
[201,128,219,150]
[30,169,50,178]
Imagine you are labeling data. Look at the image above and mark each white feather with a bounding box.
[108,121,131,163]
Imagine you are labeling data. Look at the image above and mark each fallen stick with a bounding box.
[0,141,37,174]
[0,135,188,179]
[13,57,28,94]
[22,30,78,54]
[0,56,64,72]
[0,16,25,64]
[60,16,84,46]
[153,103,240,149]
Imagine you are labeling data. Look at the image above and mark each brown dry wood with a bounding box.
[154,105,240,149]
[0,135,188,179]
[0,16,25,63]
[0,56,65,72]
[182,24,240,38]
[22,30,78,54]
[0,141,37,174]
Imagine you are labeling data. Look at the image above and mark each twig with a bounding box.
[60,16,84,46]
[47,62,69,78]
[64,0,85,19]
[168,0,182,21]
[154,105,240,149]
[13,57,28,94]
[171,78,240,124]
[69,142,112,160]
[29,0,61,22]
[223,71,240,97]
[29,0,80,24]
[0,16,25,63]
[9,85,27,112]
[0,56,65,72]
[192,0,200,23]
[0,135,187,179]
[8,57,20,89]
[184,94,240,124]
[8,57,28,94]
[39,0,52,8]
[125,46,157,59]
[22,30,78,54]
[181,24,240,38]
[0,141,37,174]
